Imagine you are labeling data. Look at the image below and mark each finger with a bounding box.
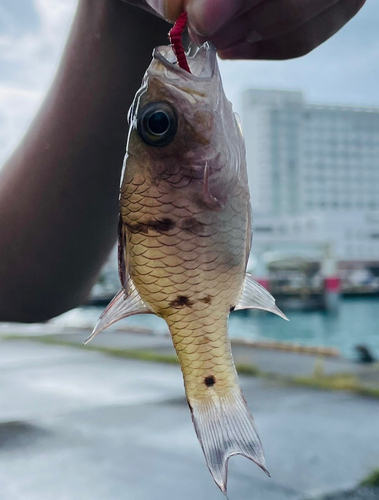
[189,15,250,50]
[218,0,366,60]
[145,0,184,22]
[190,0,340,52]
[186,0,264,36]
[243,0,341,43]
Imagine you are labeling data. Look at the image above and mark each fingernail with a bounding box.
[187,0,240,36]
[145,0,165,18]
[145,0,185,22]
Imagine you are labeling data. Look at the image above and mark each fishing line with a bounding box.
[169,12,191,74]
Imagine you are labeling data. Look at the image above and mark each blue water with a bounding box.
[229,298,379,359]
[54,297,379,359]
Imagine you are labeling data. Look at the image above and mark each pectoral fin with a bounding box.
[84,281,153,345]
[202,162,224,210]
[234,274,288,320]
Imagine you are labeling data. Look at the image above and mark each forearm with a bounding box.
[0,0,169,322]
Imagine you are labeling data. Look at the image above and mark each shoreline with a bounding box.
[2,328,379,399]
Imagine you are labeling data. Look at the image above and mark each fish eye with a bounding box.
[147,111,170,135]
[137,102,177,147]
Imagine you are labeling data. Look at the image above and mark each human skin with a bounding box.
[146,0,366,59]
[0,0,169,322]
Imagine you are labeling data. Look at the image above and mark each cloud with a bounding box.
[0,0,40,37]
[0,0,76,166]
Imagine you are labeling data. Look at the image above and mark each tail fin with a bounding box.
[190,387,269,494]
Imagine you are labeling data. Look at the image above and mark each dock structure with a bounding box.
[250,243,340,312]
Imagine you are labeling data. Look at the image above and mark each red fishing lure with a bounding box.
[169,12,191,73]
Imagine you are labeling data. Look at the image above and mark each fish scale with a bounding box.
[121,169,246,399]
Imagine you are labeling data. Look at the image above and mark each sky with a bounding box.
[0,0,378,167]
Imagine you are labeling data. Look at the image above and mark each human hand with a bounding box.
[123,0,184,22]
[138,0,366,60]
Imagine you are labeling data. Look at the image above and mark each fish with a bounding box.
[86,41,287,494]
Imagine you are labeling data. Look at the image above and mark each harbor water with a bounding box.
[51,297,379,360]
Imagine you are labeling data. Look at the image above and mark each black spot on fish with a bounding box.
[170,295,194,308]
[204,376,215,387]
[200,295,212,304]
[125,218,175,234]
[146,218,175,232]
[180,217,206,235]
[230,306,235,312]
[125,222,149,234]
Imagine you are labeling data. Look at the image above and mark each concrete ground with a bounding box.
[2,321,379,385]
[0,338,379,500]
[12,327,379,385]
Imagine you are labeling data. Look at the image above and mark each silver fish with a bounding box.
[87,42,287,493]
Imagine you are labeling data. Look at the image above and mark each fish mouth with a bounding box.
[153,42,217,80]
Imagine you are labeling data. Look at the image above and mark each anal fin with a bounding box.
[84,281,152,345]
[235,274,288,320]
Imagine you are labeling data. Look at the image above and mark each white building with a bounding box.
[243,89,379,215]
[243,89,379,264]
[252,212,379,263]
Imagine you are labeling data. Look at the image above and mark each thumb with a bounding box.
[145,0,185,22]
[186,0,240,36]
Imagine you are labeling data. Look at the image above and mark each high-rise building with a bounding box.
[243,89,379,215]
